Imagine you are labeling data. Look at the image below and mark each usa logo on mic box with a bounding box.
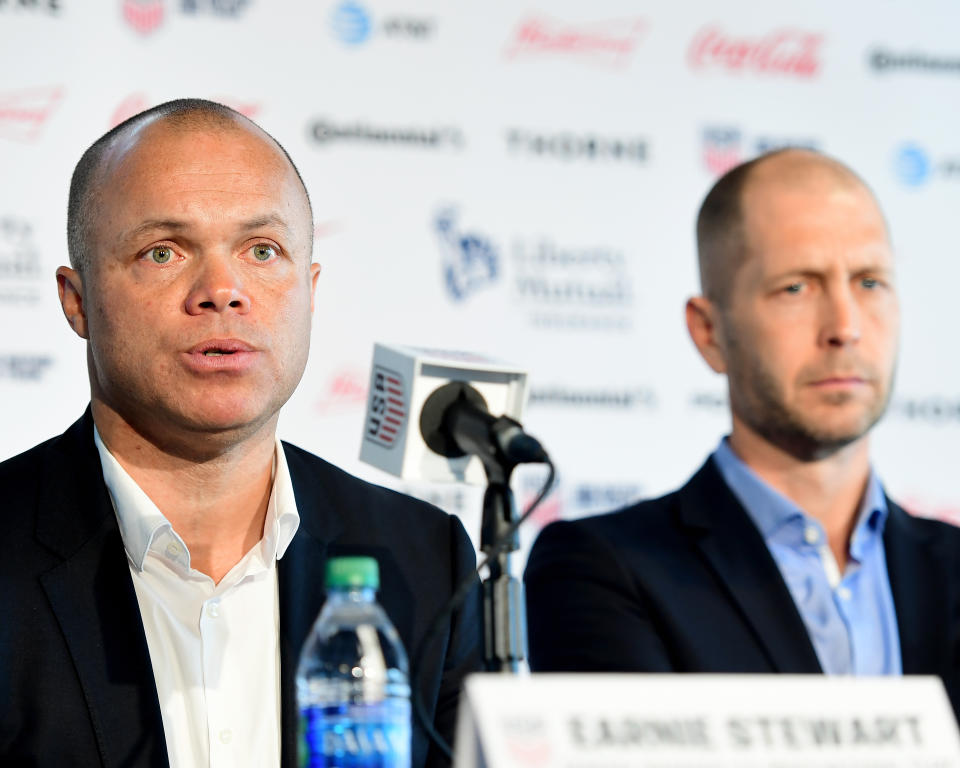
[366,366,407,448]
[359,343,529,484]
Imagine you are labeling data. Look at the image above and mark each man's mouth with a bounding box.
[184,340,258,371]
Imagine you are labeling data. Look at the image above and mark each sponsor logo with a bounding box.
[893,143,960,186]
[888,396,960,424]
[528,386,656,409]
[122,0,164,34]
[435,207,499,303]
[506,129,647,164]
[0,86,62,142]
[0,354,53,381]
[504,14,646,68]
[519,474,644,529]
[181,0,250,15]
[900,496,960,528]
[435,207,636,333]
[573,482,642,514]
[330,0,433,46]
[689,390,729,411]
[512,237,634,332]
[503,717,552,766]
[688,26,823,78]
[870,48,960,76]
[309,119,463,150]
[400,484,471,517]
[110,93,259,128]
[0,217,43,305]
[702,126,819,176]
[0,0,62,14]
[365,365,407,448]
[315,369,368,413]
[894,144,932,186]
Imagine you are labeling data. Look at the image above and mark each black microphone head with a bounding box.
[419,381,489,458]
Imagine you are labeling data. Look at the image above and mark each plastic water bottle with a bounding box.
[297,556,412,768]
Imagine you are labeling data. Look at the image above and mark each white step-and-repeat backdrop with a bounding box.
[2,0,959,559]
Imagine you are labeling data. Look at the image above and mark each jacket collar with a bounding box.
[277,441,345,768]
[36,409,170,767]
[883,501,951,677]
[677,457,823,673]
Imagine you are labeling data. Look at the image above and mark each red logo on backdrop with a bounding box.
[702,127,742,176]
[688,26,823,77]
[110,94,260,128]
[123,0,165,35]
[0,87,63,142]
[504,15,646,68]
[315,370,368,413]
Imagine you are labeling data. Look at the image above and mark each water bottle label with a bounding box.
[300,700,411,768]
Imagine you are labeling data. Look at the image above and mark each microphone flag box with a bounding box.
[360,343,529,484]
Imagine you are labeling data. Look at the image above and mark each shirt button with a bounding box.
[165,541,182,558]
[207,601,220,618]
[803,526,819,545]
[219,729,233,744]
[838,586,852,601]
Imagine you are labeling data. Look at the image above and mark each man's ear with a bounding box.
[685,295,728,374]
[56,266,89,339]
[309,262,322,313]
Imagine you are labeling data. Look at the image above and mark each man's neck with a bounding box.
[728,420,872,571]
[92,401,277,584]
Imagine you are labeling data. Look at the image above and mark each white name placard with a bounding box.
[454,674,960,768]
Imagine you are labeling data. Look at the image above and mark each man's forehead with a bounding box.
[97,114,292,193]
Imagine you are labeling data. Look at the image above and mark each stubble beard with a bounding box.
[724,335,894,463]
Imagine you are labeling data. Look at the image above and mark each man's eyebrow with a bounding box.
[239,214,292,235]
[120,214,292,243]
[121,219,189,242]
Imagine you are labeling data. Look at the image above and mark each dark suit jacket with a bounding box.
[524,458,960,719]
[0,411,481,767]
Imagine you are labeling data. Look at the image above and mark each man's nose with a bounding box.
[184,256,251,315]
[820,285,861,347]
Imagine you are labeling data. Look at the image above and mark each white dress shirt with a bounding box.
[94,428,300,768]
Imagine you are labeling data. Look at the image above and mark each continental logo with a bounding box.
[528,387,656,409]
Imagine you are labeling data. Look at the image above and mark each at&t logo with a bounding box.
[330,0,433,46]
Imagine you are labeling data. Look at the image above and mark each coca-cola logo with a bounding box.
[688,26,823,78]
[504,15,646,69]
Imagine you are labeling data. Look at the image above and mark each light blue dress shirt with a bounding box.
[712,438,902,676]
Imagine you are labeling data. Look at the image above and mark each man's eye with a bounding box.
[252,244,276,262]
[783,282,803,294]
[148,246,174,264]
[861,277,879,289]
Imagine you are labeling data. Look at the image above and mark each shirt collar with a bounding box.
[711,437,889,547]
[94,427,300,572]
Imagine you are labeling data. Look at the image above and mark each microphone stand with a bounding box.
[476,455,525,673]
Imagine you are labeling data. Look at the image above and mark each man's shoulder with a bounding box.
[533,459,722,554]
[886,498,960,549]
[280,440,460,534]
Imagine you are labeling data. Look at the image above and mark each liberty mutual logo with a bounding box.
[433,208,499,302]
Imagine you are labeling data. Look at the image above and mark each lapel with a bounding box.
[277,444,344,768]
[884,500,949,676]
[36,410,169,768]
[677,459,823,673]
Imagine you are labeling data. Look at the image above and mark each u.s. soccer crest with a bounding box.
[122,0,164,35]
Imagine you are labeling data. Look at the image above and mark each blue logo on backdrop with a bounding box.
[895,143,932,186]
[331,0,372,45]
[434,208,499,302]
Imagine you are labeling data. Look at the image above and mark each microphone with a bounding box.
[358,343,540,483]
[419,381,548,465]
